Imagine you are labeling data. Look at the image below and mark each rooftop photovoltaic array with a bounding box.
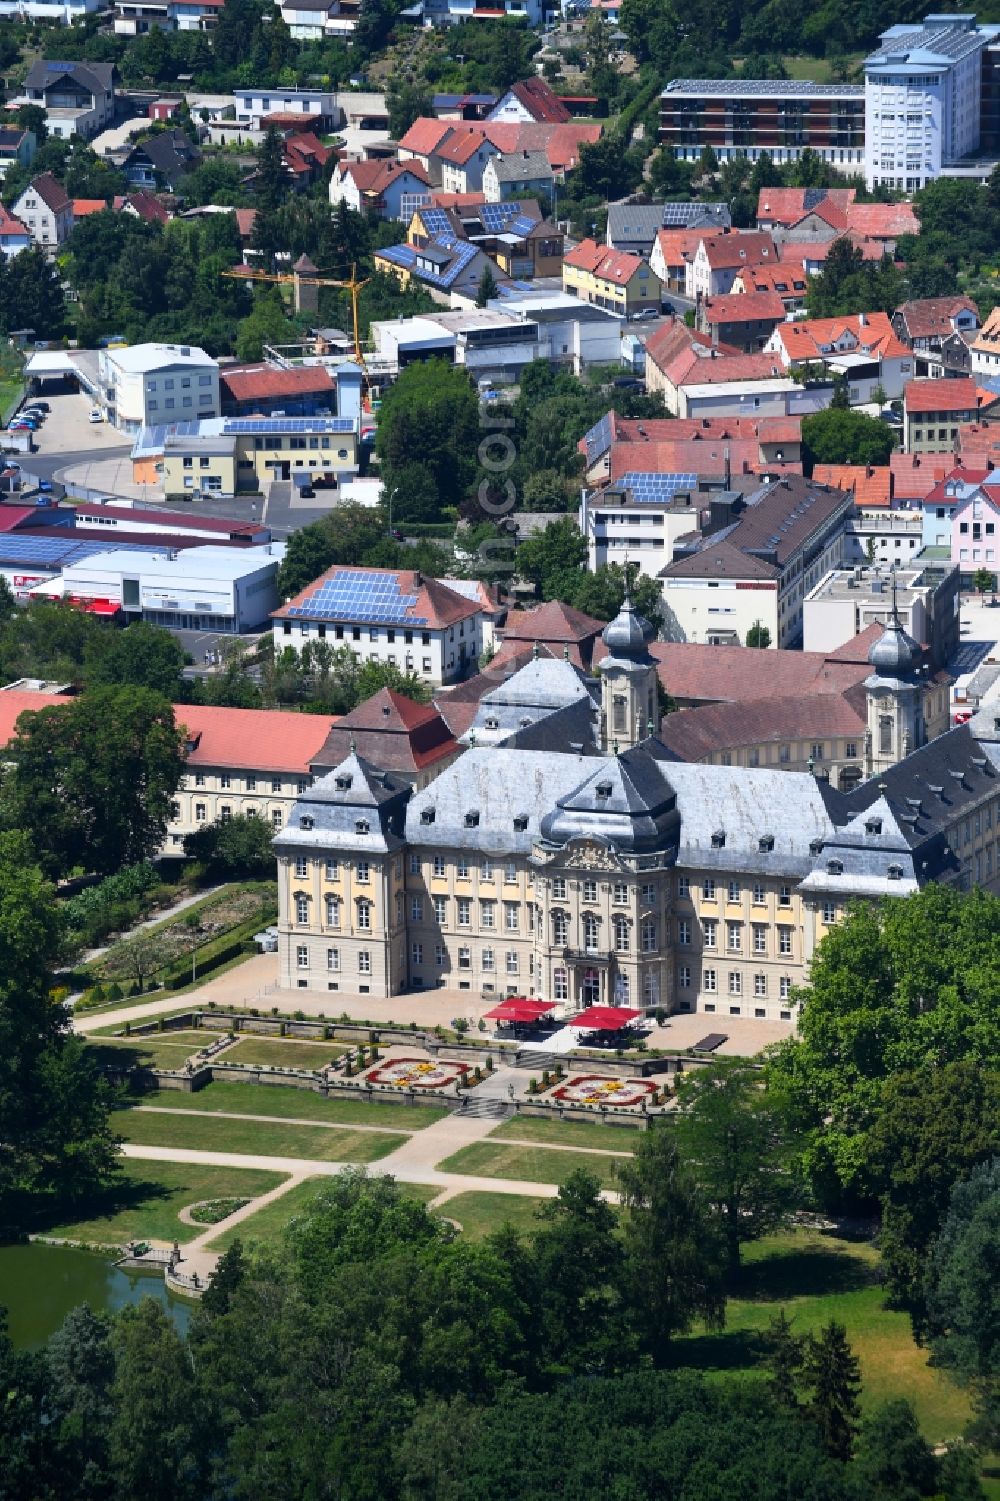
[222,417,355,435]
[584,412,614,467]
[288,568,428,626]
[620,471,699,502]
[0,535,165,566]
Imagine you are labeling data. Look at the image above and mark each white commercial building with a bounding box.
[59,544,283,633]
[96,343,220,434]
[864,14,1000,190]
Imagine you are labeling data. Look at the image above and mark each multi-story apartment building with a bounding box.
[659,79,865,171]
[96,342,220,434]
[904,376,984,453]
[864,13,1000,190]
[803,560,961,669]
[275,594,1000,1022]
[659,474,854,648]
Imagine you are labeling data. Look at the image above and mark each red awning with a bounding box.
[79,598,121,616]
[568,1005,643,1031]
[484,998,557,1023]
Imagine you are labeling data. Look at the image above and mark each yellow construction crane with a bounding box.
[222,257,370,377]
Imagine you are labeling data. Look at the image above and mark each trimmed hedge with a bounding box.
[162,910,277,989]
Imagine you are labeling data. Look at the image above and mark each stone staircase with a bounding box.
[512,1049,565,1071]
[457,1096,514,1121]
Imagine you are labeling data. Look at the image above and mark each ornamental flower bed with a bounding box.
[551,1074,658,1108]
[364,1056,471,1090]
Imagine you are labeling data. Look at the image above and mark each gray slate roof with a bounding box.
[276,752,410,854]
[406,749,598,854]
[24,59,116,96]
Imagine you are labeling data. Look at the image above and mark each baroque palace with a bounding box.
[274,590,1000,1024]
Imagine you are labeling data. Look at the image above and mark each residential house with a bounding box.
[904,377,984,454]
[579,410,803,488]
[396,117,456,179]
[970,306,1000,378]
[643,318,792,416]
[0,128,34,181]
[0,0,104,17]
[272,565,485,686]
[765,311,912,400]
[374,233,504,305]
[12,174,72,255]
[606,200,730,257]
[659,474,854,648]
[918,466,987,551]
[15,60,116,141]
[482,149,554,207]
[892,296,981,378]
[778,236,884,277]
[122,130,201,191]
[0,204,30,260]
[115,0,225,31]
[233,87,340,133]
[117,189,171,224]
[950,476,1000,575]
[434,128,499,196]
[686,230,777,300]
[731,261,809,311]
[488,78,570,125]
[649,227,705,294]
[430,93,496,122]
[696,291,786,353]
[755,187,857,234]
[562,239,660,317]
[329,158,431,221]
[755,186,918,250]
[408,200,562,281]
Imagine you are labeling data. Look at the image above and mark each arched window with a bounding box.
[357,899,371,931]
[325,895,340,928]
[552,910,568,946]
[583,913,600,953]
[613,915,630,952]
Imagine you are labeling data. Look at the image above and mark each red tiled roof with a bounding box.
[608,437,762,482]
[235,208,257,237]
[312,686,458,774]
[500,599,605,669]
[676,351,787,387]
[72,198,107,217]
[756,187,856,226]
[702,290,786,324]
[397,117,454,157]
[774,311,907,364]
[904,376,980,414]
[648,640,871,704]
[435,126,492,166]
[778,236,884,265]
[0,203,29,238]
[895,296,979,342]
[262,111,322,128]
[564,237,648,283]
[221,363,335,403]
[0,690,70,747]
[175,704,337,774]
[504,78,571,124]
[699,231,776,270]
[812,464,892,507]
[653,226,704,266]
[890,451,953,498]
[124,189,170,224]
[658,686,867,760]
[273,566,481,630]
[847,201,919,239]
[732,262,808,298]
[24,172,70,214]
[338,158,430,193]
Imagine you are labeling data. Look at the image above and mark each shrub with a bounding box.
[485,1054,493,1071]
[106,982,123,1003]
[371,1044,380,1061]
[541,1069,550,1088]
[528,1076,538,1094]
[344,1059,353,1077]
[474,1065,482,1082]
[478,1018,486,1032]
[293,1009,305,1021]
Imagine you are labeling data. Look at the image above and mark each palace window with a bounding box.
[554,967,568,1000]
[325,896,340,928]
[296,945,308,970]
[295,895,309,925]
[583,914,600,953]
[357,899,371,931]
[614,916,630,952]
[481,900,495,928]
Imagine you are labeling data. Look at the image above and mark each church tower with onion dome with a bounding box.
[864,574,925,777]
[598,576,658,753]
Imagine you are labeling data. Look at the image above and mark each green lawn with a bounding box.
[38,1161,286,1247]
[437,1190,549,1241]
[114,1107,407,1163]
[437,1141,630,1190]
[209,1178,441,1251]
[671,1229,971,1446]
[777,53,863,81]
[223,1036,351,1067]
[491,1115,643,1152]
[85,1034,213,1072]
[135,1080,447,1128]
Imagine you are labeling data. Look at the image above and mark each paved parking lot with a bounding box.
[22,390,128,460]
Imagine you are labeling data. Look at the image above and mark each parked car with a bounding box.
[631,308,659,321]
[88,408,104,423]
[23,406,46,419]
[27,400,50,413]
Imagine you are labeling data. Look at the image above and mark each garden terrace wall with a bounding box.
[145,1063,462,1111]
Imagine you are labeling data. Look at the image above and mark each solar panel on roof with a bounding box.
[619,471,698,502]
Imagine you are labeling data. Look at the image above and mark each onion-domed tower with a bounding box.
[864,573,924,776]
[598,577,658,752]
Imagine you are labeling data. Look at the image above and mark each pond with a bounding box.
[0,1242,193,1349]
